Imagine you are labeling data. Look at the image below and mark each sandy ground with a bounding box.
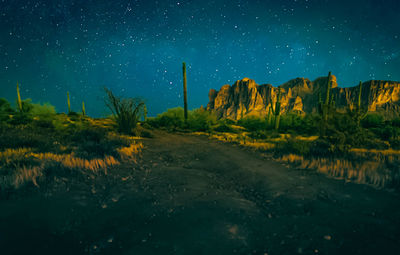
[1,131,400,255]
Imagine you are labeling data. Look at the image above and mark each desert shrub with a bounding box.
[237,116,267,132]
[390,138,400,149]
[0,98,14,121]
[187,108,217,132]
[248,130,269,140]
[30,102,56,116]
[147,107,185,130]
[275,137,312,156]
[214,123,236,133]
[105,88,145,135]
[279,113,303,132]
[0,126,56,152]
[362,113,384,128]
[392,117,400,127]
[309,138,332,157]
[374,125,400,141]
[140,128,154,138]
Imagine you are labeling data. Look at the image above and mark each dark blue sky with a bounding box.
[0,0,399,116]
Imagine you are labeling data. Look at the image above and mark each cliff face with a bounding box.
[207,75,400,120]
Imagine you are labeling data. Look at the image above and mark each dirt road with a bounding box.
[1,131,400,254]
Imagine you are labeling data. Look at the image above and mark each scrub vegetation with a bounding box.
[0,88,144,196]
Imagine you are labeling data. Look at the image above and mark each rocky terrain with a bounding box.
[2,131,400,254]
[207,75,400,120]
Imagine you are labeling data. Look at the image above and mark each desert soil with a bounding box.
[1,131,399,255]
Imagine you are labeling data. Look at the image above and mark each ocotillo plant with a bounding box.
[82,101,86,116]
[67,91,71,114]
[182,62,188,122]
[16,82,22,112]
[270,88,282,130]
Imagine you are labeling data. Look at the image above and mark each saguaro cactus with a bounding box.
[16,82,22,112]
[82,101,86,116]
[357,81,363,111]
[271,88,282,130]
[67,91,71,114]
[267,106,273,127]
[323,71,332,122]
[182,62,188,121]
[350,81,367,127]
[143,105,148,121]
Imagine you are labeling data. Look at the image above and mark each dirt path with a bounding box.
[1,131,400,254]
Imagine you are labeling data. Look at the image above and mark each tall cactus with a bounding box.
[82,101,86,116]
[271,87,282,130]
[16,82,22,112]
[143,105,148,121]
[357,81,362,111]
[267,106,273,127]
[317,92,323,114]
[352,81,367,127]
[67,91,71,114]
[322,71,332,122]
[182,62,188,122]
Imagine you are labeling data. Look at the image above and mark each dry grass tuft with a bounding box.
[117,143,143,162]
[0,141,143,189]
[0,148,32,163]
[279,154,398,188]
[13,165,44,188]
[240,141,276,151]
[30,152,120,173]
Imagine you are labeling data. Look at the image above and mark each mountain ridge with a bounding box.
[207,75,400,120]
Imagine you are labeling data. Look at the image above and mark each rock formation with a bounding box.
[207,75,400,120]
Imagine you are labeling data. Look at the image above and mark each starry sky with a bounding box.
[0,0,399,117]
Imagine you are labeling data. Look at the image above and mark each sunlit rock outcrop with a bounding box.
[207,74,400,120]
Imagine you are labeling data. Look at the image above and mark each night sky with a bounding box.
[1,0,399,117]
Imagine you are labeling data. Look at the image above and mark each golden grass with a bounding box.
[107,132,142,142]
[117,143,143,162]
[350,148,400,164]
[279,154,397,188]
[0,148,32,163]
[0,140,143,189]
[29,152,120,173]
[13,165,44,188]
[296,135,319,141]
[239,141,276,151]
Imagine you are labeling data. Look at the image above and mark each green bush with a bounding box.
[275,137,311,156]
[237,116,267,132]
[0,98,14,121]
[279,113,303,131]
[248,130,269,140]
[214,122,238,133]
[187,108,217,132]
[362,113,384,128]
[392,117,400,127]
[147,107,185,130]
[30,102,56,116]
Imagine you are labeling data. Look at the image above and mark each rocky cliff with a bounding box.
[207,75,400,120]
